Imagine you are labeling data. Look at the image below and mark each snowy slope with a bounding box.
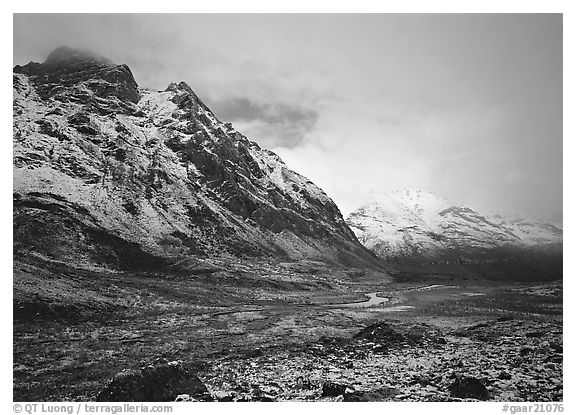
[490,215,563,246]
[347,189,562,259]
[13,47,377,270]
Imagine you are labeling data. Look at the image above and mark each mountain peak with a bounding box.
[14,46,140,108]
[362,188,452,219]
[391,188,450,207]
[369,188,449,202]
[166,81,194,94]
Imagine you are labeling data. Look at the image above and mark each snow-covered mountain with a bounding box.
[13,47,380,270]
[346,189,562,259]
[489,214,563,246]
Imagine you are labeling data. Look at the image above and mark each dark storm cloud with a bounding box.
[212,98,318,148]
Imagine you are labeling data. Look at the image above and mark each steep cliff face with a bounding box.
[13,47,379,271]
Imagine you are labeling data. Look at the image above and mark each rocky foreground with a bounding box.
[201,317,562,402]
[14,256,562,403]
[95,285,562,402]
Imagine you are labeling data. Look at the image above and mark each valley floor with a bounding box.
[13,258,563,402]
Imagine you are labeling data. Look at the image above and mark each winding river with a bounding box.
[332,284,448,309]
[336,292,389,308]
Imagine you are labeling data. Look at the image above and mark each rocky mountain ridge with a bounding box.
[13,47,381,271]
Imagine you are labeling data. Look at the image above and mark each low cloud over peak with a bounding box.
[212,97,318,149]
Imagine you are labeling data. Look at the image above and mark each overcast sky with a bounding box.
[13,14,563,223]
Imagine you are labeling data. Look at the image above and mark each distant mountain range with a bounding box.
[346,189,562,259]
[346,190,562,281]
[13,47,381,271]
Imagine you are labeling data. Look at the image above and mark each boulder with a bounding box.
[96,361,212,402]
[353,322,407,344]
[322,382,348,397]
[449,376,490,400]
[498,371,512,380]
[344,386,400,401]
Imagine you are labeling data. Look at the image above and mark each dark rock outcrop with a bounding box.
[448,376,490,400]
[352,322,420,347]
[96,362,212,402]
[321,382,347,397]
[343,386,400,401]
